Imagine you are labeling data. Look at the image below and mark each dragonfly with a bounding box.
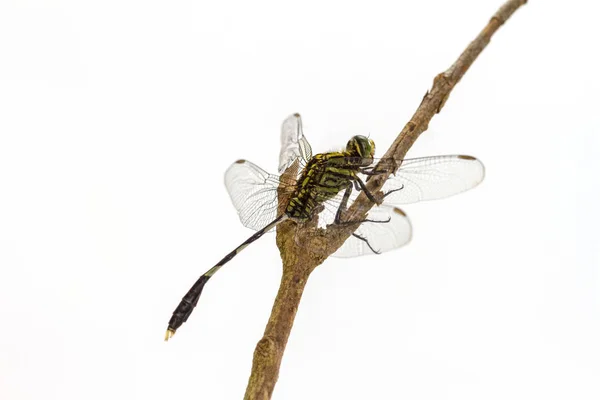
[165,113,485,340]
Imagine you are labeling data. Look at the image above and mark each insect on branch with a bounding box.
[244,0,528,398]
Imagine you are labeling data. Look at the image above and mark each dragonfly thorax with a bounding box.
[285,145,373,220]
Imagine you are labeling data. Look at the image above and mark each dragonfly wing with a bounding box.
[224,160,293,231]
[331,205,412,258]
[381,155,485,205]
[278,113,313,173]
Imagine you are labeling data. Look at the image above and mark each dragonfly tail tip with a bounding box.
[164,328,176,342]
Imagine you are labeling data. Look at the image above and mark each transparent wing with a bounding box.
[381,155,485,205]
[224,160,295,231]
[294,192,411,258]
[331,205,412,258]
[224,154,483,255]
[278,113,313,174]
[303,154,483,257]
[292,154,484,221]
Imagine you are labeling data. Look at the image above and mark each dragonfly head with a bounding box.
[346,135,376,159]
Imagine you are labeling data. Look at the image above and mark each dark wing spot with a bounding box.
[293,113,301,118]
[235,159,246,164]
[457,155,477,161]
[393,207,407,217]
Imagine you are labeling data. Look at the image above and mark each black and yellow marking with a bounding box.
[284,142,374,221]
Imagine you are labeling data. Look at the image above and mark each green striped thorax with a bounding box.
[284,135,378,221]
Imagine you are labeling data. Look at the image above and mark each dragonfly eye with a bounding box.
[346,138,356,154]
[369,139,376,157]
[347,135,375,158]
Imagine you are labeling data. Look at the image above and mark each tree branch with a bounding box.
[244,1,527,398]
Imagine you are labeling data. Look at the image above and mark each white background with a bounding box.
[1,1,598,399]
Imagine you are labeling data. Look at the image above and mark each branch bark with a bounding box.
[244,1,527,398]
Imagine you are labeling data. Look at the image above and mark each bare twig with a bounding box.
[244,1,527,398]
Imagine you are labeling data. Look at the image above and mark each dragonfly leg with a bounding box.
[334,183,353,224]
[360,167,392,177]
[352,233,381,254]
[362,160,397,182]
[356,174,405,199]
[360,168,386,176]
[383,184,405,198]
[334,183,391,225]
[335,217,391,226]
[354,176,380,204]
